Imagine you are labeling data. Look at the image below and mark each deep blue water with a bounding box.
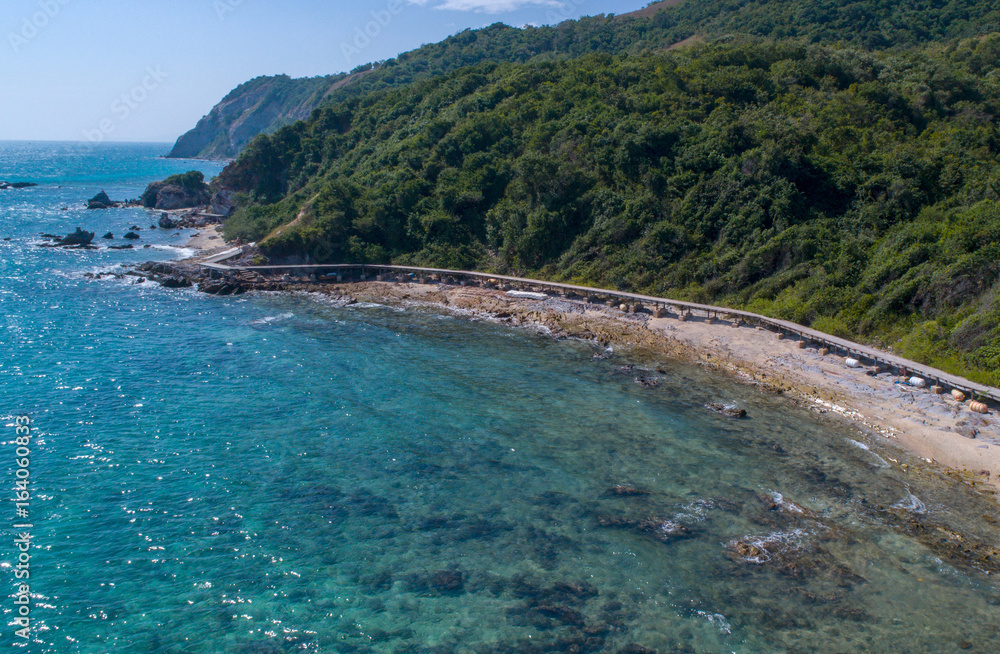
[1,142,999,653]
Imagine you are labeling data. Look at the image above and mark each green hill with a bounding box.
[219,33,1000,385]
[168,0,1000,160]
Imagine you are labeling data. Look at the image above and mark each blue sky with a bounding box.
[1,0,650,144]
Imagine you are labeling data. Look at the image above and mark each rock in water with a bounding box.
[160,277,193,289]
[140,171,211,210]
[705,403,747,418]
[102,232,114,239]
[87,190,117,209]
[607,485,649,497]
[158,213,178,229]
[123,231,140,240]
[62,227,95,245]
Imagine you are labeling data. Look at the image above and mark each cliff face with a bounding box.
[166,74,354,160]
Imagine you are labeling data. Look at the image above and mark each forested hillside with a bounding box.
[219,34,1000,384]
[169,0,1000,159]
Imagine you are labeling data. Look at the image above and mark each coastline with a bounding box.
[313,280,1000,497]
[165,241,1000,497]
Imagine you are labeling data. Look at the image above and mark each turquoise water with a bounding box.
[2,142,1000,653]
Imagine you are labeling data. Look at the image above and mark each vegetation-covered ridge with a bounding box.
[168,0,1000,160]
[220,36,1000,384]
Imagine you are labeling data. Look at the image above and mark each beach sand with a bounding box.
[181,224,228,258]
[311,281,1000,497]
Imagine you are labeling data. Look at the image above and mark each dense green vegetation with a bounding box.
[219,33,1000,384]
[170,0,1000,160]
[161,170,207,190]
[268,0,1000,105]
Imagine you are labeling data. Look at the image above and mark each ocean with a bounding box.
[1,142,999,653]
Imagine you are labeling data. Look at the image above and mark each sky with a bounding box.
[1,0,650,144]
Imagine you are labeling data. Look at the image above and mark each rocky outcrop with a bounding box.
[141,172,212,210]
[160,277,193,288]
[123,231,140,240]
[208,190,237,216]
[0,181,37,189]
[62,227,95,245]
[146,184,210,210]
[87,190,121,209]
[102,232,114,239]
[158,213,177,229]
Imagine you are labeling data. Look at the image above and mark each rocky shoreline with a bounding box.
[115,256,1000,579]
[133,258,1000,501]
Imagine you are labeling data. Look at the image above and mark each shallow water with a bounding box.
[2,143,1000,653]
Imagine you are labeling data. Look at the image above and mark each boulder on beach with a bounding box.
[123,231,140,240]
[62,227,95,246]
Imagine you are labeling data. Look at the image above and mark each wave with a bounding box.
[891,490,927,514]
[249,312,294,325]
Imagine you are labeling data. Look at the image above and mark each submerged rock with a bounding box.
[429,570,465,593]
[607,485,649,497]
[705,403,747,418]
[597,514,693,543]
[636,517,691,542]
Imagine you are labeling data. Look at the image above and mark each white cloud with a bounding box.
[408,0,567,14]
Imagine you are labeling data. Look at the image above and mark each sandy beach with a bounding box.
[181,224,228,256]
[157,236,1000,499]
[313,281,1000,497]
